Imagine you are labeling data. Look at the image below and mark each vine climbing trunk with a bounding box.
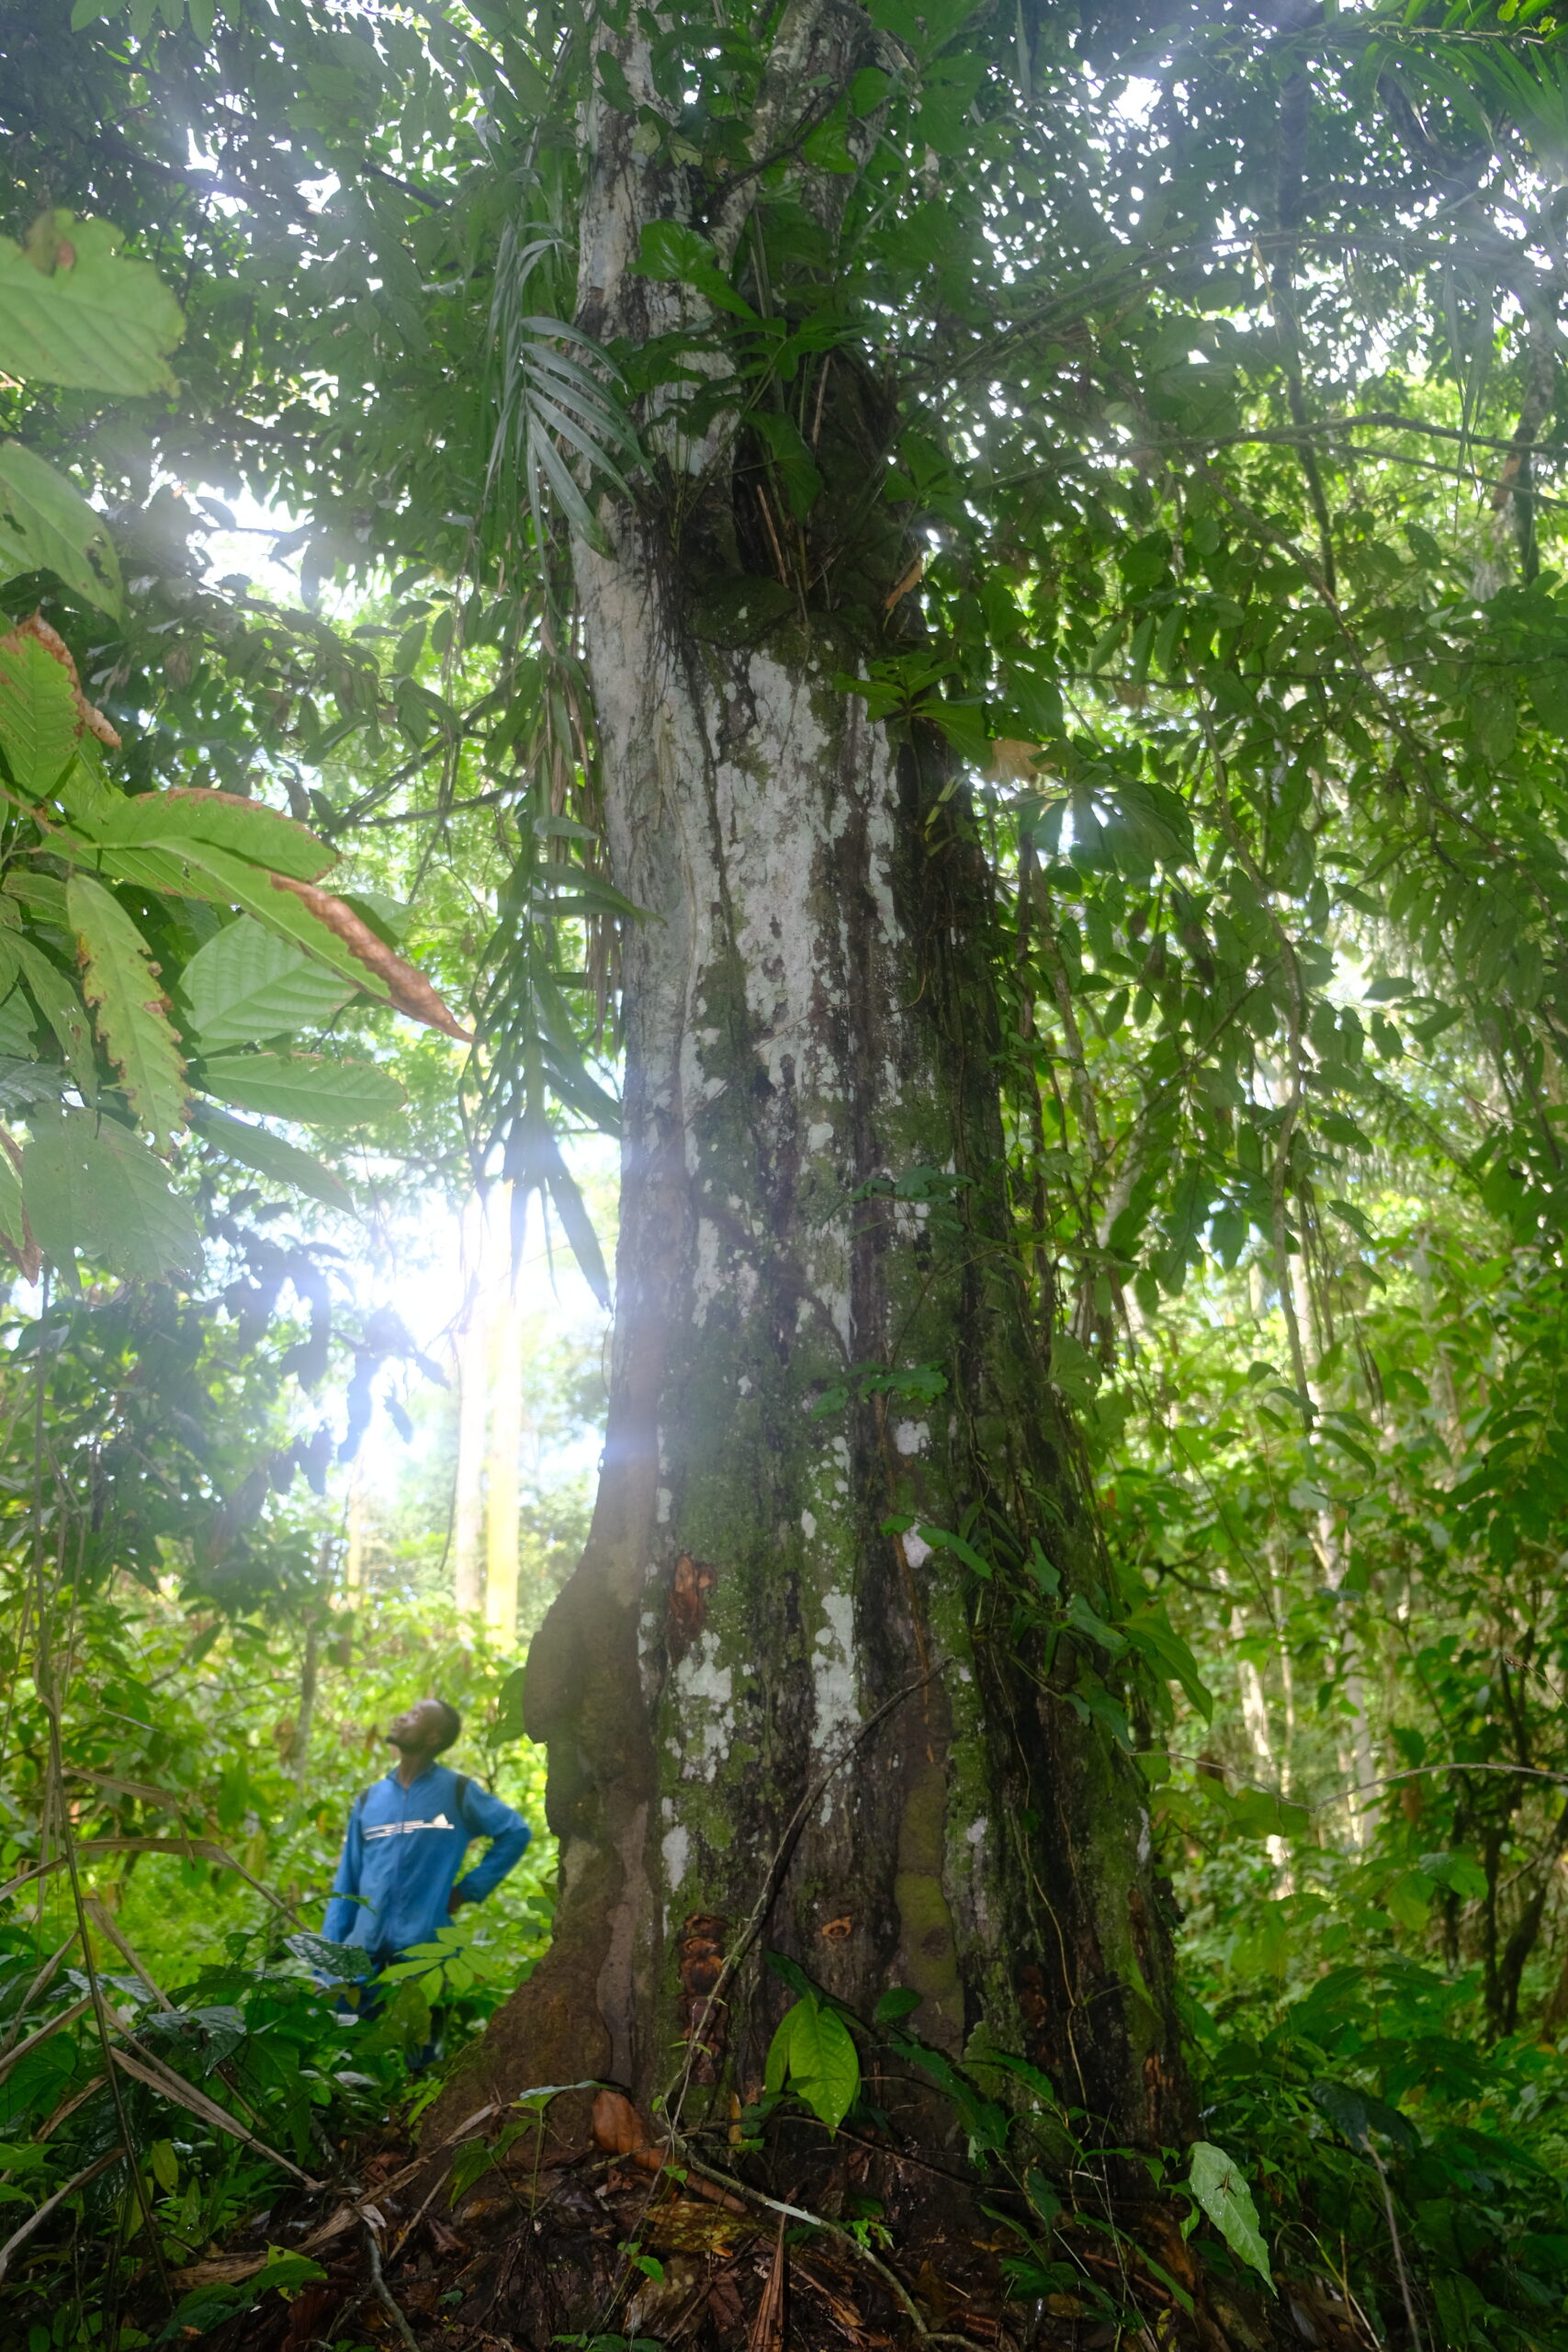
[418,10,1189,2298]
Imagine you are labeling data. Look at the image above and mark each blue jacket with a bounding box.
[321,1763,530,1963]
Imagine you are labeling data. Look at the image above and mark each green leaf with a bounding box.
[918,53,985,153]
[0,443,122,616]
[632,220,756,319]
[198,1050,405,1128]
[90,788,336,881]
[874,1986,922,2023]
[492,1665,527,1743]
[186,1101,353,1211]
[16,940,96,1102]
[0,213,184,394]
[1049,1329,1101,1405]
[0,629,81,796]
[1187,2143,1273,2291]
[763,1995,860,2134]
[93,839,393,1004]
[750,409,823,522]
[66,875,186,1151]
[1122,1605,1214,1722]
[0,982,38,1061]
[22,1105,202,1282]
[181,918,353,1049]
[508,1109,611,1304]
[596,51,636,110]
[547,1159,611,1308]
[0,1137,26,1256]
[1308,2079,1417,2154]
[912,1519,993,1580]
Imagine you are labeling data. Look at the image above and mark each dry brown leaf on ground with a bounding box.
[746,2215,787,2352]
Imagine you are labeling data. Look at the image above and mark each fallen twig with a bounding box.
[365,2220,423,2352]
[670,2139,978,2347]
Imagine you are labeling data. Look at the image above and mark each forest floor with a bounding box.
[176,2097,1302,2352]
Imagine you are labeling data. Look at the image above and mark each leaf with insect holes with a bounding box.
[0,443,122,616]
[66,875,186,1152]
[0,213,184,393]
[1187,2142,1273,2291]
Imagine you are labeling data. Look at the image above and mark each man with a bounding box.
[322,1697,530,1978]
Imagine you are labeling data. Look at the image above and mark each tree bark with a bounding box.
[417,11,1189,2279]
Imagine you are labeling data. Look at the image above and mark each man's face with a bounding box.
[387,1698,447,1757]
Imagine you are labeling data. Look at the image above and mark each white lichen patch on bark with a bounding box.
[661,1815,691,1894]
[811,1590,859,1755]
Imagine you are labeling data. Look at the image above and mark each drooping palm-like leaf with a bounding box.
[486,228,642,559]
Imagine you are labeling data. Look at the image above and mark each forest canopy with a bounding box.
[6,0,1568,2347]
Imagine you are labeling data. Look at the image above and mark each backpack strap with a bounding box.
[453,1773,474,1834]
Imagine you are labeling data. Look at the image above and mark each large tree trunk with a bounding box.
[417,17,1188,2306]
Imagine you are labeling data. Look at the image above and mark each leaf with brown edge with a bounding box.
[267,875,473,1041]
[95,784,334,880]
[11,613,119,747]
[67,872,186,1152]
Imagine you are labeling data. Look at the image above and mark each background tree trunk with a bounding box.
[418,17,1189,2256]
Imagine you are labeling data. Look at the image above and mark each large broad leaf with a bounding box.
[0,443,122,616]
[198,1050,404,1128]
[182,918,353,1049]
[15,939,97,1102]
[632,221,756,319]
[0,213,184,394]
[91,788,335,882]
[763,1995,861,2135]
[1187,2143,1273,2292]
[96,840,397,1005]
[0,629,80,796]
[22,1107,202,1282]
[66,876,186,1152]
[0,984,33,1061]
[188,1101,352,1211]
[0,1140,26,1257]
[1307,2079,1417,2154]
